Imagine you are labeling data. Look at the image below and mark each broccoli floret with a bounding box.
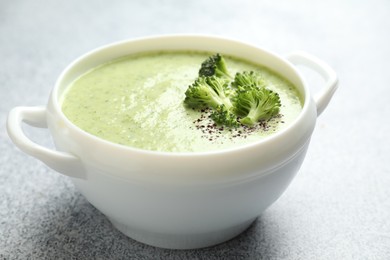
[198,54,232,79]
[186,56,282,129]
[184,76,233,110]
[210,105,239,128]
[231,71,266,91]
[234,87,281,126]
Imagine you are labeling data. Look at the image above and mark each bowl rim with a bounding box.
[51,34,314,158]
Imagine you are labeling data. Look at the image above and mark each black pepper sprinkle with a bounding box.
[191,109,283,142]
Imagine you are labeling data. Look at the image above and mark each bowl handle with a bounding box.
[7,106,86,179]
[286,51,338,116]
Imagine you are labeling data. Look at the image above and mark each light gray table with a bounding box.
[1,0,389,259]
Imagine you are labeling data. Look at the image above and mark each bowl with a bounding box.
[7,35,337,249]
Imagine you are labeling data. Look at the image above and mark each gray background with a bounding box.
[1,0,389,259]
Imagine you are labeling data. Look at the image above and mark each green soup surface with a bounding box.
[61,51,302,152]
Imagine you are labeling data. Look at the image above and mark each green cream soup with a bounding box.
[61,51,302,152]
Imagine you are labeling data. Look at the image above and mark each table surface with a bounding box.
[1,0,390,259]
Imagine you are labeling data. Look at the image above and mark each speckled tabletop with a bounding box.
[1,0,390,259]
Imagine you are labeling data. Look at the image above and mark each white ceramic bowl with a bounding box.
[7,35,337,249]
